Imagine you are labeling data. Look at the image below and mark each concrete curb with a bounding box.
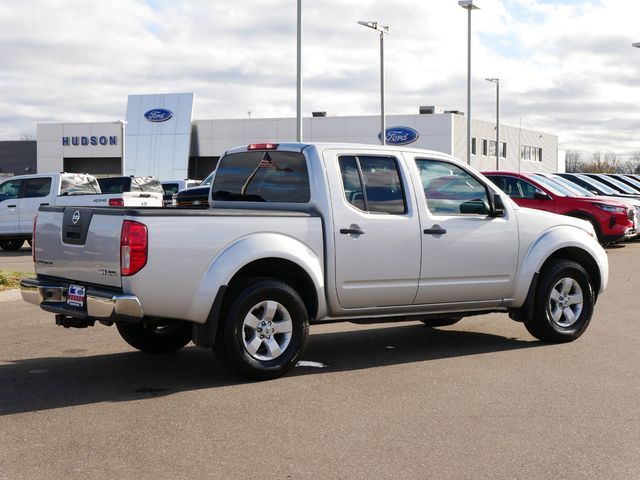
[0,289,22,302]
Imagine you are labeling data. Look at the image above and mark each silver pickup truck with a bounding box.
[22,143,608,379]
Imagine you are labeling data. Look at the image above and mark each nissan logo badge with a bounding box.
[72,210,81,225]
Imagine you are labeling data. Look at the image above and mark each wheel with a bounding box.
[116,320,192,353]
[420,316,463,327]
[525,259,595,343]
[214,279,309,380]
[0,239,24,251]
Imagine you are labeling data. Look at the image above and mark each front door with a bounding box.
[329,153,421,309]
[411,158,519,305]
[0,179,22,235]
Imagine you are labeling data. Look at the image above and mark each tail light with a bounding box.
[121,220,147,276]
[32,214,37,263]
[109,198,125,207]
[248,143,279,150]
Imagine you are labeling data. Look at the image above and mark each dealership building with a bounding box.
[29,92,558,180]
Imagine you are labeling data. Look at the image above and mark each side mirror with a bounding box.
[533,190,551,200]
[460,199,490,215]
[487,189,506,217]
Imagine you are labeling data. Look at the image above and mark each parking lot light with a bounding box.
[358,20,390,145]
[459,0,480,165]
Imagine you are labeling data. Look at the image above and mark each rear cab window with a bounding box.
[97,177,130,194]
[60,175,100,196]
[212,151,310,203]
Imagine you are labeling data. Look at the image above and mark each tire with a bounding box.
[116,320,192,353]
[0,239,24,251]
[525,259,595,343]
[420,316,463,327]
[214,279,309,380]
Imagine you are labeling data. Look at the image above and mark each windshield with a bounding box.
[537,174,595,197]
[575,174,618,195]
[529,174,574,196]
[594,175,640,194]
[200,172,215,186]
[615,175,640,190]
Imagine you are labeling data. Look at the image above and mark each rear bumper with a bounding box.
[20,277,143,322]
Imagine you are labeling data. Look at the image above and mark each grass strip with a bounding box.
[0,270,35,291]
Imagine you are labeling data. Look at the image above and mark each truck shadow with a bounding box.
[0,323,540,416]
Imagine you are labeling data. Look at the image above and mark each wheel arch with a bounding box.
[190,233,325,347]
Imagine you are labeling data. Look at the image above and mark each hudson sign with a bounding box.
[62,136,118,146]
[378,126,419,145]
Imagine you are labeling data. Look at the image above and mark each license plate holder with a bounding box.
[67,285,86,308]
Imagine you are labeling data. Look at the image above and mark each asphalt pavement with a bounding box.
[0,243,639,479]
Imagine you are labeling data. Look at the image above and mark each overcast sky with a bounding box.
[0,0,638,156]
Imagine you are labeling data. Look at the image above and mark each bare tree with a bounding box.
[18,132,36,141]
[631,152,640,174]
[582,151,619,173]
[565,150,584,172]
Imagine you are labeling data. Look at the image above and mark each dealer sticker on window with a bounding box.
[67,285,86,308]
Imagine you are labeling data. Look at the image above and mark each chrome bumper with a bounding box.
[20,277,143,322]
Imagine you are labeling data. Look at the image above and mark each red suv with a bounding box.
[483,171,636,244]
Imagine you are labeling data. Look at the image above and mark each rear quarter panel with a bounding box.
[123,214,324,323]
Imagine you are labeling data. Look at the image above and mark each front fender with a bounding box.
[510,225,608,307]
[186,232,326,323]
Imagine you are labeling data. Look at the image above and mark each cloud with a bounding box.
[0,0,638,156]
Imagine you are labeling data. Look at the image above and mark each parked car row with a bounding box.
[0,173,204,251]
[483,171,640,245]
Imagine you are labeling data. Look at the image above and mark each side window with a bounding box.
[486,175,524,199]
[0,180,22,202]
[338,155,406,214]
[518,179,542,199]
[23,178,52,198]
[415,159,490,215]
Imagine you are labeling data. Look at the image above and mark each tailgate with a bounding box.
[122,192,163,207]
[34,207,123,288]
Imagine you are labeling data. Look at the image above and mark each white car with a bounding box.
[0,172,162,250]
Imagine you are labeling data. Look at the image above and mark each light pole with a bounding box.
[358,20,390,145]
[459,0,479,165]
[485,77,499,170]
[296,0,302,142]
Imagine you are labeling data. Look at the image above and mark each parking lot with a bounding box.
[1,243,639,479]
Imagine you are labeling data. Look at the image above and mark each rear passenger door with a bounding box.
[329,153,421,309]
[19,177,53,233]
[0,179,22,235]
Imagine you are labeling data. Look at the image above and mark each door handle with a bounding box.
[39,203,49,207]
[7,204,17,208]
[424,227,447,235]
[340,227,365,235]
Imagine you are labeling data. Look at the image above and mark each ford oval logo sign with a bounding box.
[144,109,173,122]
[378,126,419,145]
[72,210,80,225]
